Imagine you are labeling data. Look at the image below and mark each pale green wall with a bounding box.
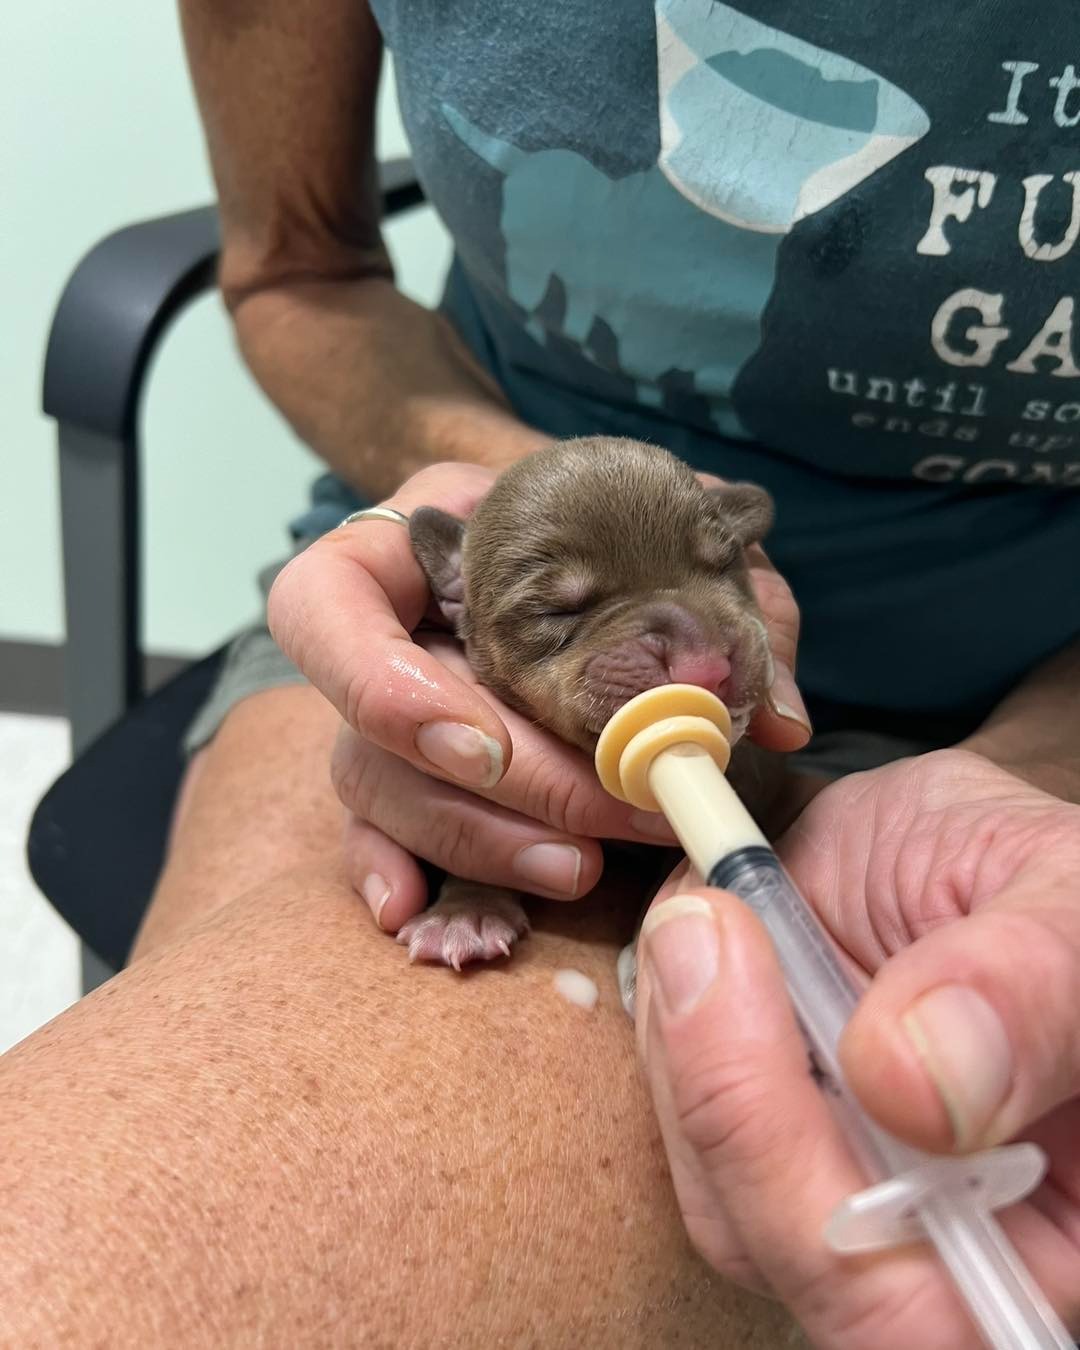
[2,2,450,655]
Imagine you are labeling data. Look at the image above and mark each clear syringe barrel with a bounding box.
[707,847,860,1082]
[647,746,894,1163]
[643,743,1073,1350]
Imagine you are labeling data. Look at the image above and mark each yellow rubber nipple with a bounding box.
[594,684,733,811]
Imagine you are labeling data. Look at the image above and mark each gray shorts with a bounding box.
[183,471,364,755]
[183,529,937,779]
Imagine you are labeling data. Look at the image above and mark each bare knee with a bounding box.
[166,744,208,852]
[133,683,342,961]
[2,867,797,1348]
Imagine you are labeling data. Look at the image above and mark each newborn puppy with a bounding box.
[402,436,775,969]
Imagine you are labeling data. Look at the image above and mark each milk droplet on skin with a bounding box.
[553,968,599,1010]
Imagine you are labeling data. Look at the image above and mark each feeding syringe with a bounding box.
[595,685,1072,1350]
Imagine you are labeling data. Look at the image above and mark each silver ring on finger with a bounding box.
[337,506,411,529]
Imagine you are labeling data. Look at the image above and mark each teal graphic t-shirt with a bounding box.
[319,2,1080,735]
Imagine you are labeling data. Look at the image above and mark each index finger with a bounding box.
[745,541,812,752]
[268,461,514,789]
[696,473,810,751]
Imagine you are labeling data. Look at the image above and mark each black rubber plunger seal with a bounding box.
[706,845,778,892]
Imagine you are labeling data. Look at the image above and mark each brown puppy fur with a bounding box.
[404,437,776,969]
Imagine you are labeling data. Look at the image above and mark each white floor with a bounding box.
[0,713,79,1053]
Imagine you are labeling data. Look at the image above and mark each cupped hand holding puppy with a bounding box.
[268,459,810,933]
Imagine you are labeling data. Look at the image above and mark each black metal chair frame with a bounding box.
[37,159,424,988]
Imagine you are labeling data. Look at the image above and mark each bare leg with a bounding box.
[131,684,343,959]
[2,687,802,1347]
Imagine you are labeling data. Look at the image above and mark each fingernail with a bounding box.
[629,809,679,842]
[768,662,812,734]
[415,721,503,788]
[514,843,582,896]
[641,895,720,1017]
[362,873,392,929]
[902,985,1013,1150]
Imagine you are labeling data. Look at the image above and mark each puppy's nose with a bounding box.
[638,602,734,697]
[665,651,732,697]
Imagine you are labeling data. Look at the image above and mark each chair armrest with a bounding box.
[42,157,424,443]
[42,206,220,443]
[379,155,426,217]
[41,156,423,753]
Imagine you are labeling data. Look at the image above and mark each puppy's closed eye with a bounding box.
[543,572,601,618]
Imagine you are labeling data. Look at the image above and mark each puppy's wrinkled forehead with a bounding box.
[464,438,733,595]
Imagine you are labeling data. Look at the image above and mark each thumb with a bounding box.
[841,883,1080,1154]
[638,891,874,1300]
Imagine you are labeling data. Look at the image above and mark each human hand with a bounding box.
[635,750,1080,1347]
[268,460,810,932]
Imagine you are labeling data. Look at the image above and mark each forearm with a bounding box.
[180,0,546,499]
[960,636,1080,801]
[233,276,549,498]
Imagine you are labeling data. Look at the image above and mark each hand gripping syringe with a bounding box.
[595,685,1072,1350]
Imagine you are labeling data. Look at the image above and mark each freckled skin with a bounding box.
[0,682,806,1346]
[404,437,777,968]
[0,821,803,1348]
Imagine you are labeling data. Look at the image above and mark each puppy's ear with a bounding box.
[409,507,468,633]
[707,483,774,547]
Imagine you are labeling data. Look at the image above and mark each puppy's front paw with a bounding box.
[397,887,529,971]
